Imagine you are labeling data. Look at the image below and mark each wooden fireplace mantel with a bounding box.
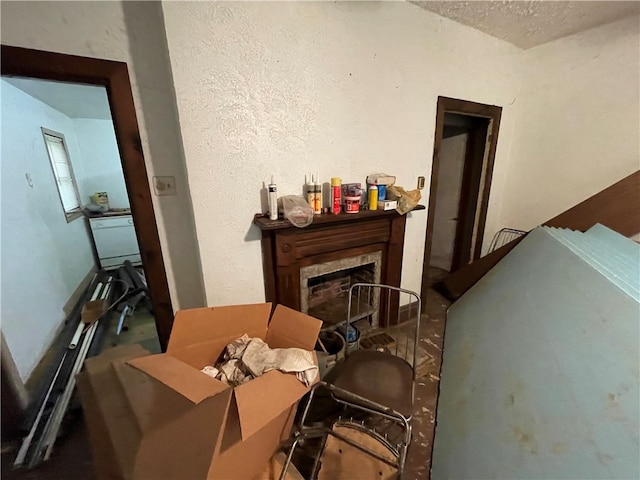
[255,206,424,326]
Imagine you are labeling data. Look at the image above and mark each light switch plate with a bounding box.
[153,176,176,196]
[417,176,425,190]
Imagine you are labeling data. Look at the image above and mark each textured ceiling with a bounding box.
[410,1,640,49]
[3,77,111,119]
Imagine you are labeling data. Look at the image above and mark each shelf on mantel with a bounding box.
[253,204,425,231]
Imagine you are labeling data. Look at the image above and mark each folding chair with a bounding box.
[280,283,421,479]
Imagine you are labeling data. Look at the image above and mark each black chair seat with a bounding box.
[333,349,414,418]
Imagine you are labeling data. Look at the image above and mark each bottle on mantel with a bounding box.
[305,174,315,208]
[368,183,378,211]
[313,174,322,214]
[331,177,341,214]
[268,176,278,220]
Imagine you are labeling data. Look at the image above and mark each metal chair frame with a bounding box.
[280,283,421,479]
[487,227,527,253]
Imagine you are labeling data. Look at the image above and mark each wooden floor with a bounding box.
[2,288,449,480]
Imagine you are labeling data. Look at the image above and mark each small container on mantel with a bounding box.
[344,195,361,214]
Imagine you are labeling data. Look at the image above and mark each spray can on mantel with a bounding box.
[368,183,378,211]
[331,178,341,214]
[305,174,315,208]
[268,176,278,221]
[313,174,322,214]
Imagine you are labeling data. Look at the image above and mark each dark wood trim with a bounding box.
[473,112,502,260]
[421,96,502,309]
[421,101,447,303]
[544,170,640,236]
[442,237,524,300]
[442,170,640,299]
[451,118,490,270]
[254,205,425,232]
[398,300,421,325]
[1,45,173,349]
[261,231,277,303]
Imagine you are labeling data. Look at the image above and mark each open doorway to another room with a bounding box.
[1,75,161,381]
[421,97,502,305]
[1,46,172,456]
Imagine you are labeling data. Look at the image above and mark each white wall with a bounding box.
[0,1,206,310]
[162,1,522,304]
[73,118,130,208]
[498,16,640,232]
[1,80,96,380]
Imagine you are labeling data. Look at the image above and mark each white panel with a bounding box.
[90,215,140,264]
[432,227,640,478]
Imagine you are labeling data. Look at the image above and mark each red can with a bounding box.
[344,196,361,214]
[331,177,341,214]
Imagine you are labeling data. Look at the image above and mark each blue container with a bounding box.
[337,324,359,343]
[377,184,386,201]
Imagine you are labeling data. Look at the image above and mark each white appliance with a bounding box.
[89,215,141,269]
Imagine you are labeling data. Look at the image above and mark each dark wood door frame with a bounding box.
[421,96,502,308]
[1,45,174,349]
[450,117,490,271]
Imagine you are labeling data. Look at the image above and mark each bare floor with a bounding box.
[405,288,449,478]
[2,289,449,480]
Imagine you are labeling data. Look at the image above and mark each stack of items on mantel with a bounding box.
[76,303,323,479]
[265,173,421,227]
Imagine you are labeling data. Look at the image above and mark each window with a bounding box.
[41,128,82,221]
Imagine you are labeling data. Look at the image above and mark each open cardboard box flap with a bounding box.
[167,303,274,352]
[81,304,322,479]
[266,304,322,350]
[128,353,229,404]
[234,368,313,440]
[128,302,321,441]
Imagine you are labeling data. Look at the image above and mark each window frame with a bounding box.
[41,127,83,222]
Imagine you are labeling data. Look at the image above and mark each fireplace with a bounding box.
[254,206,421,327]
[301,251,382,327]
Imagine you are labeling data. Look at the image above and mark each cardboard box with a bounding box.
[81,299,108,324]
[377,199,398,211]
[366,173,396,186]
[77,303,322,480]
[255,452,304,480]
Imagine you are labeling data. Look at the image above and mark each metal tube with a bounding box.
[42,321,98,461]
[13,351,67,466]
[39,278,109,463]
[89,282,103,301]
[68,322,85,350]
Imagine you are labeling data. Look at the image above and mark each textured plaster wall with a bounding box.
[499,16,640,231]
[0,1,205,310]
[162,1,522,304]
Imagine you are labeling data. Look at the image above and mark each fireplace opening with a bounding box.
[300,251,382,328]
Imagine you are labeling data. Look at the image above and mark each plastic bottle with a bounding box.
[268,176,278,220]
[368,184,378,211]
[313,174,322,214]
[305,174,315,207]
[331,177,341,214]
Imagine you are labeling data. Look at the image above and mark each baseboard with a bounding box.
[398,300,421,325]
[63,265,98,317]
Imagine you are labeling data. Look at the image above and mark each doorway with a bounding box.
[1,46,173,347]
[421,97,502,305]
